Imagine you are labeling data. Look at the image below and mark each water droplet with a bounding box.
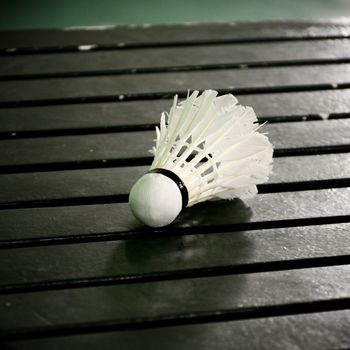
[78,45,97,51]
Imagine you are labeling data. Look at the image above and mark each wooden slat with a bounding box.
[2,64,350,103]
[0,120,348,167]
[1,20,350,48]
[5,310,349,350]
[0,265,348,331]
[0,222,349,288]
[1,39,350,77]
[1,90,349,134]
[0,153,348,205]
[0,188,349,243]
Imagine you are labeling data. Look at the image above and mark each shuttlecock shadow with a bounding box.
[124,198,253,269]
[174,197,253,228]
[113,198,254,329]
[124,198,253,268]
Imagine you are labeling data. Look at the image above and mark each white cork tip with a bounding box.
[128,173,183,227]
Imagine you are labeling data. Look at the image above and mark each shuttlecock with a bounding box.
[129,90,273,227]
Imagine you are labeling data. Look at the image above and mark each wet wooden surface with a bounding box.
[0,21,349,349]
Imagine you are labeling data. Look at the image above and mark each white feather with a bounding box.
[150,89,273,207]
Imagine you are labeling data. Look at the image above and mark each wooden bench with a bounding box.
[0,21,349,349]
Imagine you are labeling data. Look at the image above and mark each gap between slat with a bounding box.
[2,58,350,81]
[1,83,349,108]
[1,214,349,249]
[0,144,348,174]
[1,35,349,56]
[1,298,349,341]
[0,255,349,295]
[0,178,349,210]
[1,113,349,140]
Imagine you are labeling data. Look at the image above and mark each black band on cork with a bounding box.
[147,168,189,209]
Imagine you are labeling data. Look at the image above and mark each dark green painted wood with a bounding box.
[0,119,348,166]
[0,223,349,287]
[5,310,349,350]
[1,39,350,77]
[1,90,349,134]
[1,64,350,103]
[0,188,349,242]
[1,21,349,349]
[0,266,348,330]
[0,153,348,205]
